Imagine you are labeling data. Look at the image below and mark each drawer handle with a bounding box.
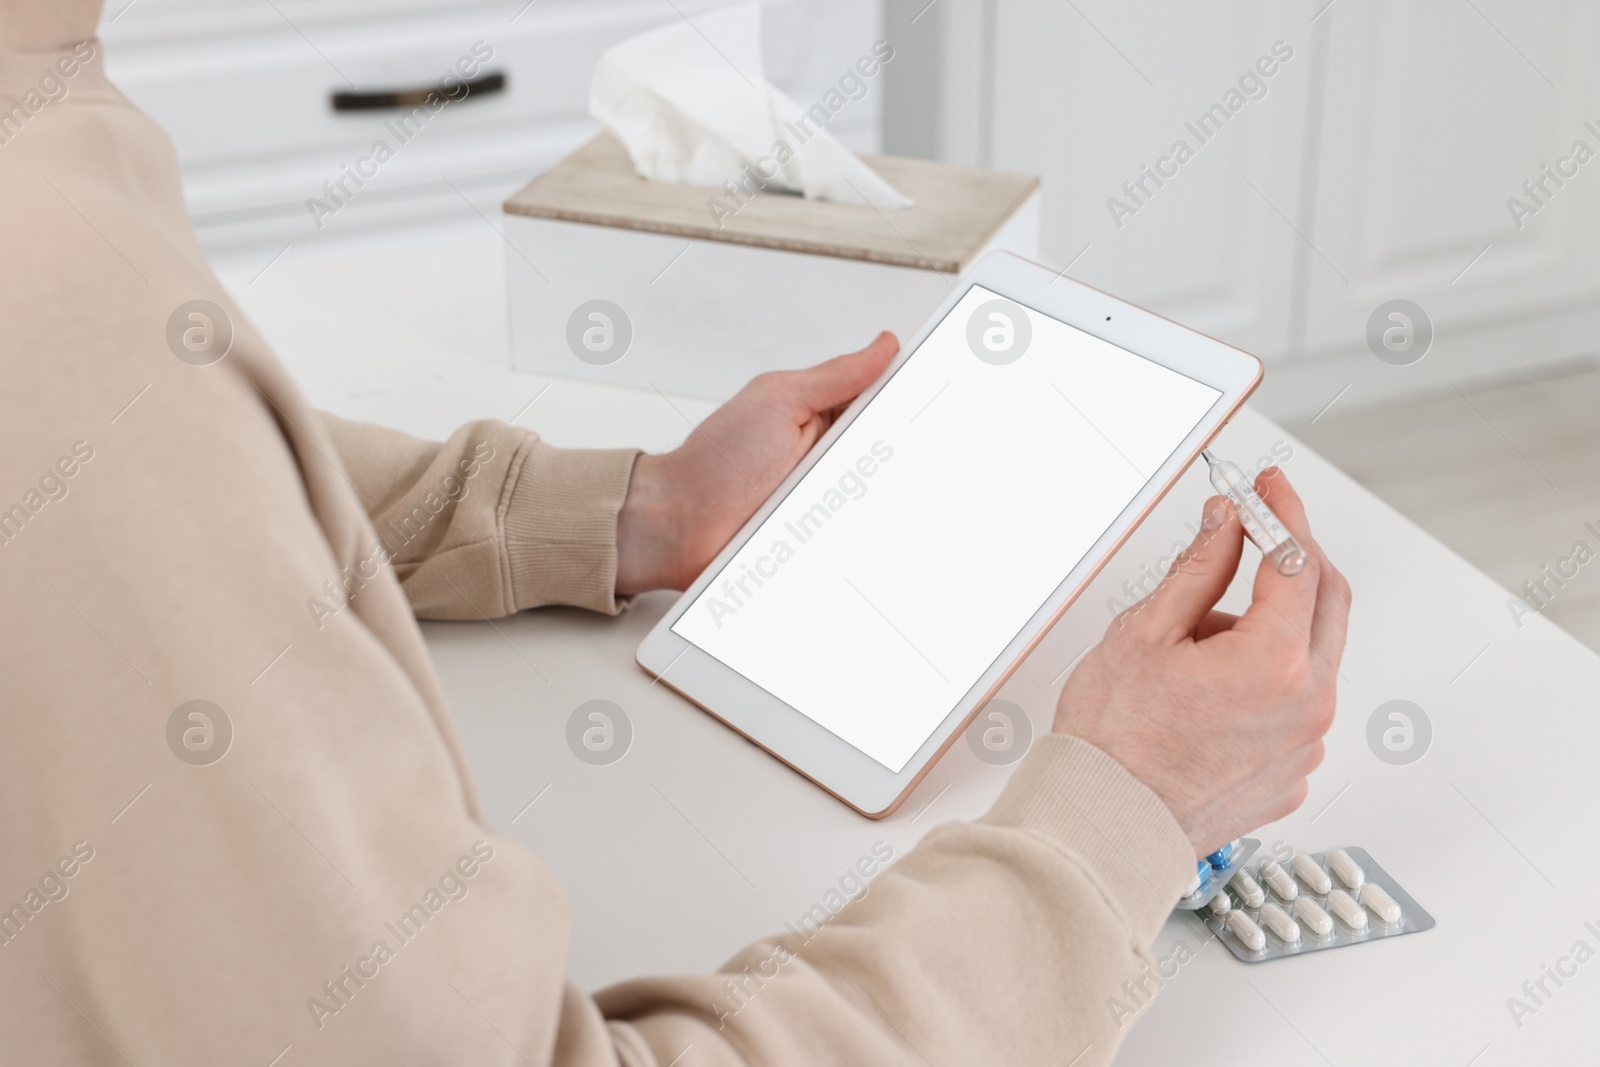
[331,71,506,111]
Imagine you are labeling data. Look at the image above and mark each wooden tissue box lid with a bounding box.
[504,132,1039,275]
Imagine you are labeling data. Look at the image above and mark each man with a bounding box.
[0,2,1348,1063]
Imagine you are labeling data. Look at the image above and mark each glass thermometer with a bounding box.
[1201,449,1307,576]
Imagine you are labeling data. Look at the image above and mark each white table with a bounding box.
[221,229,1600,1066]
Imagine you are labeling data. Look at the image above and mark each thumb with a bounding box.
[792,332,899,414]
[1132,495,1246,643]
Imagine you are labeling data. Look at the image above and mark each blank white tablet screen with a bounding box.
[671,285,1221,772]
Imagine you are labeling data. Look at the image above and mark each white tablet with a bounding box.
[637,251,1261,817]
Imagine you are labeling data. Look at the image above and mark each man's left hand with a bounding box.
[614,332,899,595]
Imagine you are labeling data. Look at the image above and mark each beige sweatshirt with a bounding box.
[0,10,1194,1066]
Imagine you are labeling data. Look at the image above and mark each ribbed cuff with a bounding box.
[503,440,642,614]
[982,734,1195,946]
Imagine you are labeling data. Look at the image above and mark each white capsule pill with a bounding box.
[1292,853,1332,895]
[1326,848,1364,889]
[1327,888,1368,930]
[1259,860,1299,901]
[1208,892,1232,917]
[1259,902,1301,944]
[1230,870,1265,909]
[1227,910,1266,951]
[1360,883,1403,925]
[1294,895,1334,938]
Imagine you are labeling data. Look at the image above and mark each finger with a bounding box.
[1235,467,1323,647]
[1300,532,1352,686]
[1307,559,1352,685]
[790,332,898,415]
[1128,495,1245,643]
[1255,467,1350,671]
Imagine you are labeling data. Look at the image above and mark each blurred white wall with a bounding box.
[884,0,1600,422]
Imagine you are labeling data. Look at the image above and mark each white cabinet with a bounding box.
[985,0,1313,365]
[1303,0,1600,350]
[100,0,887,254]
[1276,0,1600,416]
[914,0,1600,418]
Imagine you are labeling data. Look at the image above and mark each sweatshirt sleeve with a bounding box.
[591,734,1195,1067]
[320,413,641,619]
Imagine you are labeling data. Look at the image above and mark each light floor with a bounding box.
[1286,364,1600,652]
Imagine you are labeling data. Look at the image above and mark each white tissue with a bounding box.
[589,2,912,212]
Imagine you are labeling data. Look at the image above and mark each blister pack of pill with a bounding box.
[1173,837,1262,910]
[1201,846,1434,962]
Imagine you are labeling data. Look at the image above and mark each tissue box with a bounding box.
[503,133,1040,399]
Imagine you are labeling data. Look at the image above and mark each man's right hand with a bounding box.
[1052,467,1352,857]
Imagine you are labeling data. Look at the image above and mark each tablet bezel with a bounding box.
[636,250,1262,817]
